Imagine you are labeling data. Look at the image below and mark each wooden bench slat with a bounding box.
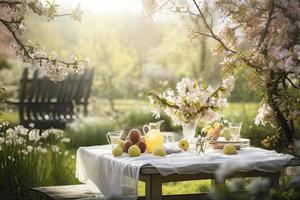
[33,184,101,200]
[7,68,94,130]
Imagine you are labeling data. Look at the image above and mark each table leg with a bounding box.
[145,175,162,200]
[270,172,280,189]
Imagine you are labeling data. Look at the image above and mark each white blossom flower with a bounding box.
[41,131,49,139]
[28,129,41,142]
[0,137,4,144]
[27,145,33,152]
[70,5,83,21]
[16,137,25,145]
[36,146,48,154]
[51,145,59,153]
[61,137,71,143]
[21,149,29,155]
[5,139,13,145]
[64,151,69,156]
[255,102,276,127]
[202,109,221,124]
[221,76,235,95]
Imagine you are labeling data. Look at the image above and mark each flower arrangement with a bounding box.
[148,76,235,126]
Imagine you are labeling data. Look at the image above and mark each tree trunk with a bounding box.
[266,71,295,145]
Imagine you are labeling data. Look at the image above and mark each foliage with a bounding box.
[212,176,300,200]
[0,123,75,199]
[0,56,10,70]
[65,116,115,149]
[0,0,86,81]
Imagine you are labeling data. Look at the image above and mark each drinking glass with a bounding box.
[228,122,242,142]
[106,130,123,148]
[196,137,209,155]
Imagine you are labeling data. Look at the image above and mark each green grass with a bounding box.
[138,180,211,196]
[0,112,19,126]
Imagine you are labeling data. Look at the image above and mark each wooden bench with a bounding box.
[32,157,300,200]
[7,68,94,130]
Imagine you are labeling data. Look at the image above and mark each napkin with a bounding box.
[164,142,182,154]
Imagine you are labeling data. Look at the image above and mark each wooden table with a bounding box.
[137,157,300,200]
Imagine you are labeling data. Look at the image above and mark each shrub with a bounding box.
[65,116,116,149]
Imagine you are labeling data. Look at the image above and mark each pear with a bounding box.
[153,147,166,157]
[222,128,231,141]
[178,139,189,151]
[223,144,237,155]
[112,145,123,157]
[117,139,125,150]
[128,145,141,157]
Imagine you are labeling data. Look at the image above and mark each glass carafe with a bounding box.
[143,120,164,153]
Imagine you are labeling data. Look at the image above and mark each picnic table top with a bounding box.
[139,156,300,175]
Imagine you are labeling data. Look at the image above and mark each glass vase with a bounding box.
[182,117,199,143]
[196,137,208,155]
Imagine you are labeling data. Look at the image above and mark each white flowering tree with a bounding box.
[144,0,300,149]
[0,0,87,81]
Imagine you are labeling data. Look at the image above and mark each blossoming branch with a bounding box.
[0,0,88,81]
[148,76,235,126]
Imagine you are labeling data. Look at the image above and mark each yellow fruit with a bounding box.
[128,145,141,157]
[223,144,237,155]
[117,139,125,150]
[202,125,213,135]
[207,123,222,140]
[153,147,166,157]
[213,122,221,129]
[222,128,231,141]
[112,145,123,157]
[178,139,189,151]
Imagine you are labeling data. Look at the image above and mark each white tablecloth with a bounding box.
[76,145,293,200]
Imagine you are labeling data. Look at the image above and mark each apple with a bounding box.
[129,129,141,143]
[124,140,134,153]
[137,140,147,153]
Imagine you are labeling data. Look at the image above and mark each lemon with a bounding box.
[178,139,189,151]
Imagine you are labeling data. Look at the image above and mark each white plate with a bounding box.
[217,137,250,144]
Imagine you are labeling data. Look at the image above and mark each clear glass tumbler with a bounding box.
[106,130,123,148]
[228,122,242,142]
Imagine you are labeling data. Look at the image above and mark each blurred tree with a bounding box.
[75,21,139,118]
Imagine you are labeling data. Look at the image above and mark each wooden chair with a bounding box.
[7,67,94,130]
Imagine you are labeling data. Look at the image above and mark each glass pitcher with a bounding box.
[143,120,164,153]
